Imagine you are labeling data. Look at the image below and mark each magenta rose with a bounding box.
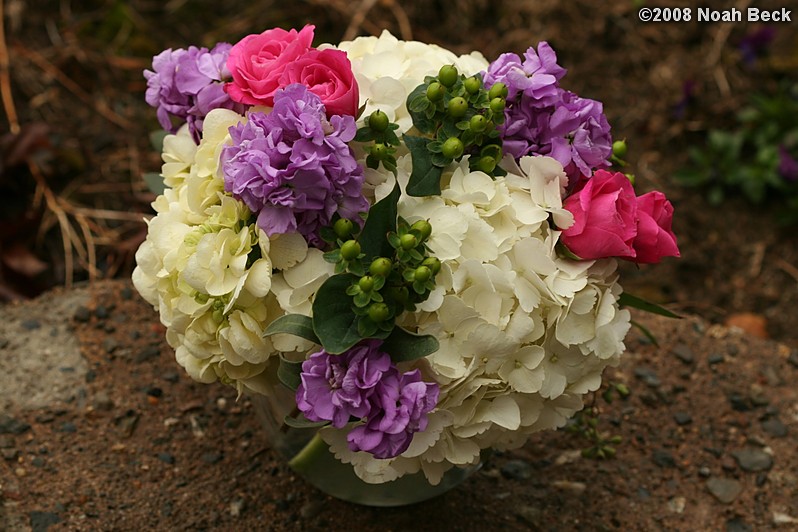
[630,191,680,264]
[561,169,638,260]
[279,48,360,117]
[225,25,314,106]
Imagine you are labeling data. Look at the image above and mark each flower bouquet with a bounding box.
[133,25,679,505]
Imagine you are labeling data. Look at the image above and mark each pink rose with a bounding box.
[279,48,359,117]
[630,191,680,263]
[561,170,638,260]
[225,25,315,106]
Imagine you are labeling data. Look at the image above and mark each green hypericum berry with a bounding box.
[477,156,497,174]
[368,302,390,323]
[333,218,354,239]
[368,110,389,132]
[469,114,487,133]
[410,219,433,240]
[400,233,418,250]
[441,137,464,159]
[369,257,392,277]
[421,257,441,275]
[358,275,375,292]
[438,65,458,87]
[464,76,481,94]
[426,82,445,102]
[340,240,361,260]
[488,82,508,100]
[414,265,432,283]
[447,96,468,118]
[612,140,628,158]
[489,97,506,113]
[388,286,409,304]
[371,143,389,160]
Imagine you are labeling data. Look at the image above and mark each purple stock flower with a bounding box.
[483,42,566,104]
[778,145,798,182]
[220,84,369,247]
[144,43,244,141]
[296,340,392,428]
[485,41,612,181]
[347,369,439,459]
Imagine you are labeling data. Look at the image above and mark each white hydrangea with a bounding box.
[333,31,489,132]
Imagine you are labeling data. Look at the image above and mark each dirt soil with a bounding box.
[1,1,798,531]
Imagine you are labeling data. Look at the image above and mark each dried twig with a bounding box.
[776,259,798,284]
[0,0,20,134]
[13,44,132,129]
[343,0,380,42]
[382,0,412,40]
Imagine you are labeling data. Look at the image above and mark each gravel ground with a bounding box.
[1,280,797,531]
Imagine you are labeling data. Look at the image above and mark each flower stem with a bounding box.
[287,433,328,475]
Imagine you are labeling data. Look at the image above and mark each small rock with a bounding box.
[725,313,768,339]
[756,473,768,487]
[229,499,246,517]
[761,365,782,387]
[0,414,31,435]
[21,319,41,330]
[728,393,751,412]
[120,286,133,300]
[162,372,180,384]
[0,337,9,349]
[92,392,114,411]
[698,466,712,478]
[667,496,686,513]
[652,449,676,468]
[636,487,651,500]
[788,351,798,369]
[157,453,176,465]
[58,422,77,433]
[672,344,694,364]
[673,412,693,426]
[31,457,45,468]
[762,417,788,438]
[146,387,163,398]
[2,448,19,460]
[94,305,110,319]
[15,467,26,477]
[299,498,325,519]
[706,477,743,504]
[85,370,97,383]
[554,449,583,465]
[726,518,753,532]
[201,452,223,464]
[136,345,161,363]
[721,457,737,472]
[29,511,62,531]
[500,459,532,481]
[773,512,798,526]
[634,366,661,388]
[102,338,119,354]
[551,480,586,494]
[707,353,724,365]
[73,306,92,322]
[515,505,542,527]
[0,435,14,448]
[732,448,773,472]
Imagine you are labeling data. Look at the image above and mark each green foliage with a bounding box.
[566,382,630,460]
[405,67,507,196]
[675,83,798,221]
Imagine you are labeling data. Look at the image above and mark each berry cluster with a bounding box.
[322,217,440,337]
[354,110,402,175]
[407,65,508,177]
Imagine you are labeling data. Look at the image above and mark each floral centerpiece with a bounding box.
[134,25,679,496]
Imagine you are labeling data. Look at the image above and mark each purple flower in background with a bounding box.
[738,27,776,67]
[484,42,566,104]
[296,340,393,428]
[144,43,244,141]
[347,369,439,459]
[778,145,798,182]
[220,84,368,246]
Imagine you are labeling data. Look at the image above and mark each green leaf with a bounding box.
[381,327,440,362]
[277,354,304,391]
[630,319,659,347]
[359,181,400,261]
[149,130,168,152]
[405,135,443,197]
[354,127,374,143]
[312,274,389,354]
[283,414,328,429]
[143,172,166,195]
[618,292,681,319]
[263,314,320,344]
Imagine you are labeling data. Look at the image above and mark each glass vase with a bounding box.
[249,385,482,507]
